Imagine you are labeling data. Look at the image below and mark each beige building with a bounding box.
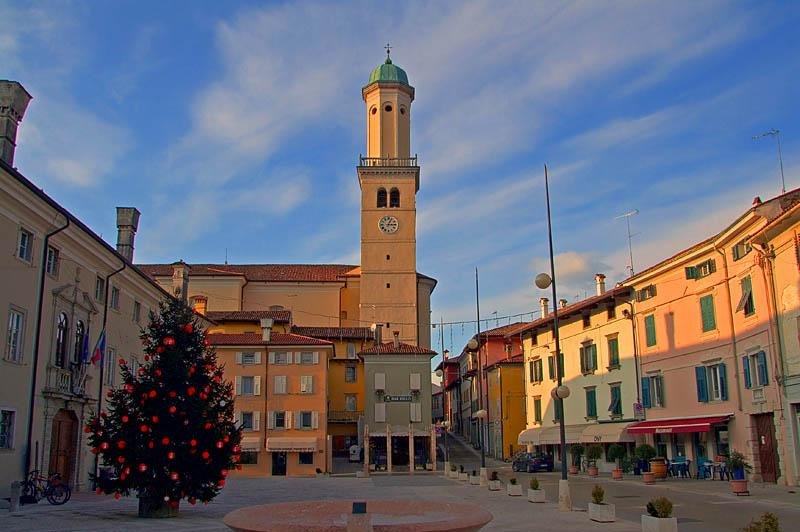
[0,81,174,497]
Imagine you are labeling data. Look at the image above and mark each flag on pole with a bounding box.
[81,329,91,363]
[90,330,106,365]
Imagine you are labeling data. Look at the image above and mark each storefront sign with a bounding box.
[655,428,673,434]
[384,395,413,402]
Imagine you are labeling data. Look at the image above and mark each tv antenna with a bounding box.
[753,129,786,194]
[615,209,639,277]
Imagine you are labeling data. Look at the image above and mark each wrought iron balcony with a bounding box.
[328,410,363,423]
[359,156,418,167]
[44,365,85,396]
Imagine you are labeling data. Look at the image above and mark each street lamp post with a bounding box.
[467,267,486,482]
[535,164,572,512]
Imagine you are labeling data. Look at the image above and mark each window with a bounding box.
[345,365,357,383]
[45,246,59,276]
[585,388,597,419]
[133,301,141,323]
[274,411,286,428]
[273,375,287,394]
[345,394,357,411]
[0,410,14,449]
[607,337,620,369]
[104,348,116,386]
[700,294,716,332]
[299,452,314,465]
[736,276,755,316]
[300,411,312,429]
[386,283,390,288]
[579,343,597,375]
[55,312,69,368]
[685,259,716,280]
[240,451,258,464]
[582,314,591,328]
[732,240,752,261]
[547,353,563,380]
[609,384,622,417]
[241,376,255,395]
[241,412,254,430]
[241,352,256,365]
[607,305,616,320]
[743,351,769,389]
[529,358,543,384]
[272,351,289,365]
[389,188,400,208]
[73,320,86,365]
[696,363,727,402]
[17,228,33,262]
[347,343,357,359]
[6,308,25,362]
[374,372,385,391]
[533,396,542,424]
[531,331,537,346]
[110,286,120,310]
[95,276,105,301]
[641,374,664,408]
[636,284,657,301]
[300,375,314,393]
[377,188,387,208]
[300,351,315,364]
[644,314,656,347]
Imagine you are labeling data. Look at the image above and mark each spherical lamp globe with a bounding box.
[535,273,552,290]
[467,338,479,351]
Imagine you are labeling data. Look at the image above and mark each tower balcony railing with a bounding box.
[359,155,418,167]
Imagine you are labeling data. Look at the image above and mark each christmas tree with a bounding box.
[86,298,241,517]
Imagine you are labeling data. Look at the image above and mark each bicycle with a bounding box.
[20,470,71,505]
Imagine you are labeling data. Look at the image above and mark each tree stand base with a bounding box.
[138,495,179,518]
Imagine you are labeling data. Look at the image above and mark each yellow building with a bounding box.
[485,355,526,460]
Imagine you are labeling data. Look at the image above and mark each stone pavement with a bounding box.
[1,473,640,532]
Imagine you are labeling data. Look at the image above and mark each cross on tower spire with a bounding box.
[384,42,392,63]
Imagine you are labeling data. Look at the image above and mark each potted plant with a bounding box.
[588,484,615,523]
[569,443,584,474]
[458,465,469,482]
[449,463,458,479]
[642,496,677,532]
[527,477,545,503]
[743,512,780,532]
[726,450,752,495]
[507,477,523,496]
[586,445,603,476]
[469,470,480,485]
[635,444,657,484]
[488,471,502,491]
[608,444,626,480]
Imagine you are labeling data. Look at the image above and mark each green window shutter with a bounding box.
[591,344,598,371]
[529,361,535,383]
[685,266,698,279]
[579,346,586,374]
[558,353,565,379]
[742,355,752,389]
[757,351,768,386]
[608,338,619,367]
[641,377,651,408]
[719,363,728,401]
[700,295,716,332]
[656,376,665,407]
[695,366,708,402]
[644,315,656,347]
[534,398,542,423]
[586,389,597,418]
[548,356,555,380]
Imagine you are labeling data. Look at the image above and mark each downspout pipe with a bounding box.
[24,216,70,475]
[715,245,743,412]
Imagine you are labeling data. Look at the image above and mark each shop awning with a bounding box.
[240,437,262,451]
[265,437,317,452]
[540,424,589,445]
[626,415,731,435]
[518,427,542,445]
[581,422,635,444]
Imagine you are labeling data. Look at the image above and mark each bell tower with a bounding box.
[358,48,422,346]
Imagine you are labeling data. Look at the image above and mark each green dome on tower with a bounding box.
[367,57,409,86]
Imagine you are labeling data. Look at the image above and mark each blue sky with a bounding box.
[4,1,800,356]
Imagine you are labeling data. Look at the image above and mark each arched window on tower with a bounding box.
[377,188,387,208]
[389,188,400,208]
[73,320,86,365]
[55,312,69,368]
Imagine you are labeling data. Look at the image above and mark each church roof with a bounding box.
[359,342,436,355]
[206,332,332,347]
[367,58,409,86]
[206,310,291,324]
[138,263,357,282]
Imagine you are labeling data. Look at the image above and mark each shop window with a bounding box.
[299,452,314,465]
[240,451,258,464]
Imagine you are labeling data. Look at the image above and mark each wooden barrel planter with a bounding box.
[650,458,667,479]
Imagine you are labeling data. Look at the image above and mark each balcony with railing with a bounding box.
[328,410,363,423]
[44,365,86,397]
[358,156,418,167]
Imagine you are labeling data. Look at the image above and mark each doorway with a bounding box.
[48,409,78,484]
[391,436,409,468]
[271,452,287,476]
[754,413,779,483]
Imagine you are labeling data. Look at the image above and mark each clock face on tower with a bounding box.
[378,215,399,234]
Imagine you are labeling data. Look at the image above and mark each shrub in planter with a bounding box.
[727,450,752,495]
[642,497,677,532]
[586,445,603,476]
[743,512,780,532]
[507,477,523,496]
[469,471,480,485]
[608,444,626,480]
[588,485,615,523]
[570,443,584,474]
[527,477,545,503]
[488,471,502,491]
[635,444,657,464]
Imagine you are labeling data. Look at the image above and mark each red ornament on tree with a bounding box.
[216,441,224,449]
[121,415,129,423]
[218,479,226,487]
[156,346,165,354]
[151,415,159,424]
[201,451,210,459]
[148,441,155,449]
[117,456,126,464]
[170,500,179,508]
[144,355,150,362]
[167,451,176,460]
[169,472,179,481]
[168,406,177,414]
[114,492,121,500]
[161,436,171,445]
[204,422,212,430]
[84,426,93,433]
[140,424,149,433]
[138,463,148,472]
[163,337,175,346]
[221,469,228,477]
[168,391,177,398]
[117,440,127,449]
[100,442,110,450]
[119,358,126,366]
[155,369,162,377]
[148,390,157,398]
[187,386,196,396]
[190,439,197,447]
[106,390,113,398]
[183,323,193,333]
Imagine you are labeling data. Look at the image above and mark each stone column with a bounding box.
[408,424,414,474]
[430,425,436,471]
[326,435,333,474]
[386,426,392,473]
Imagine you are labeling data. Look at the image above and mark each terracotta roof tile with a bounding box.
[138,263,358,282]
[482,322,526,337]
[359,342,436,355]
[206,332,332,347]
[291,326,374,340]
[206,310,291,324]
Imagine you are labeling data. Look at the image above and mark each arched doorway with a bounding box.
[49,409,78,484]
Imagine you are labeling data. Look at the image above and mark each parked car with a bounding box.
[512,452,554,472]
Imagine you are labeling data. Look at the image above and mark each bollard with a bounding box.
[9,481,21,513]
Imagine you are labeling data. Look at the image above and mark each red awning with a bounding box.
[626,415,730,435]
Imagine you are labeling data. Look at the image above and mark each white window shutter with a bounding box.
[313,351,319,364]
[411,402,421,422]
[235,352,243,364]
[286,411,292,429]
[308,376,314,393]
[294,352,301,364]
[266,410,274,429]
[375,372,385,390]
[235,376,242,396]
[254,376,261,396]
[375,403,386,422]
[268,352,275,364]
[254,352,262,364]
[410,373,421,391]
[312,411,319,429]
[300,376,306,393]
[253,411,260,431]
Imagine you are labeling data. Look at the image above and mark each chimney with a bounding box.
[115,207,141,262]
[260,318,273,342]
[171,261,190,303]
[559,298,568,309]
[595,273,606,296]
[0,81,32,167]
[374,324,383,345]
[753,196,762,206]
[393,331,400,349]
[539,297,549,318]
